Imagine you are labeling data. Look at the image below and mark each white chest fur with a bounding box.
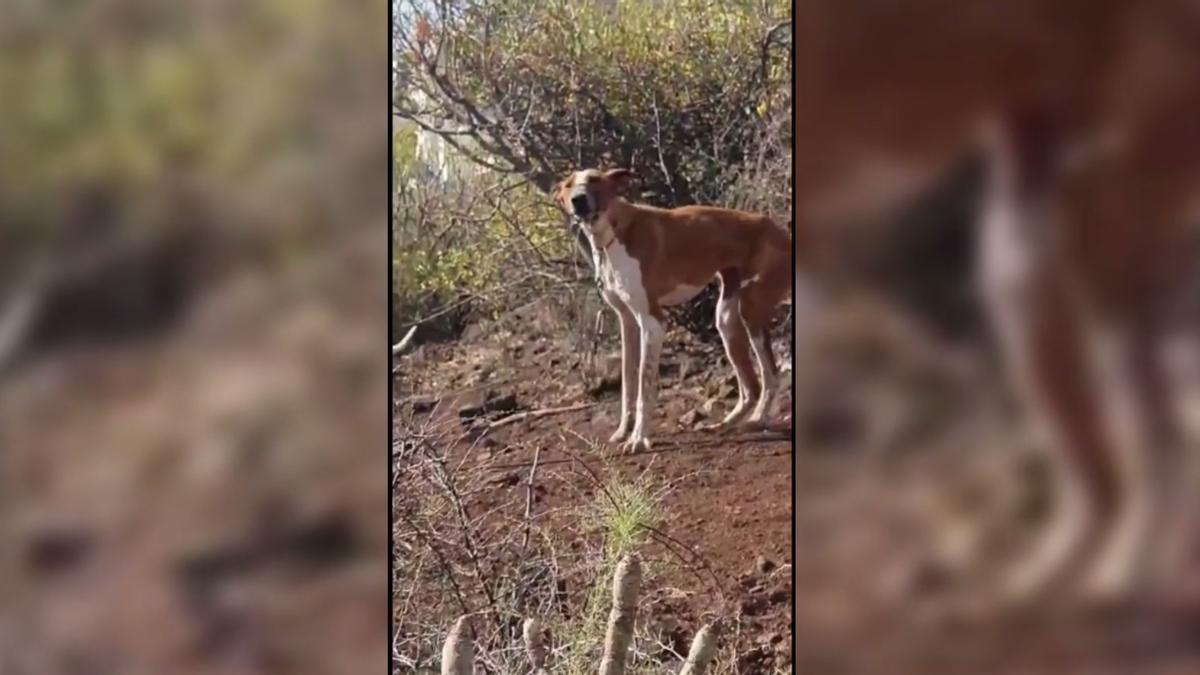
[580,216,649,314]
[599,240,650,313]
[586,223,704,311]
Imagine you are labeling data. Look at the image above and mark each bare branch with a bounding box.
[393,325,419,355]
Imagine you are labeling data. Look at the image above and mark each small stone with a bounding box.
[25,525,93,575]
[739,595,766,616]
[679,409,706,428]
[489,472,520,487]
[410,397,437,414]
[458,392,520,422]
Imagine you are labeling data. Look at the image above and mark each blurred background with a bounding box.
[0,1,388,673]
[794,1,1200,674]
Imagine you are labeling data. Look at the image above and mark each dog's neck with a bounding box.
[580,198,631,252]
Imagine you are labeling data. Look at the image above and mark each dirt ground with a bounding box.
[396,294,1200,675]
[396,304,794,673]
[0,232,389,675]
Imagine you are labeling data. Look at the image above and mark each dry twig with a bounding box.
[486,402,595,432]
[393,325,419,355]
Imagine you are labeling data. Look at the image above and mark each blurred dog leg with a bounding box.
[977,113,1121,604]
[1077,318,1174,601]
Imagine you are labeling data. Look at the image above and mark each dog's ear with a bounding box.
[604,168,636,194]
[551,176,570,210]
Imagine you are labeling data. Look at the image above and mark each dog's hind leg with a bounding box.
[1094,290,1196,602]
[746,332,778,428]
[709,269,760,430]
[1079,316,1169,603]
[741,256,792,428]
[978,113,1118,606]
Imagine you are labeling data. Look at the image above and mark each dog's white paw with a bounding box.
[715,405,749,429]
[621,436,651,454]
[739,418,768,432]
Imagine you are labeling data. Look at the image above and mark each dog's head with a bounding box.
[553,168,636,223]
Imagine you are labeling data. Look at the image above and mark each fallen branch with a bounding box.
[393,325,419,356]
[485,402,595,432]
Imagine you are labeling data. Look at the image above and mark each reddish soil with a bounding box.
[0,244,389,675]
[396,311,794,672]
[397,295,1200,675]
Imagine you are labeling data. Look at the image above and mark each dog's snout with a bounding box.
[570,194,591,215]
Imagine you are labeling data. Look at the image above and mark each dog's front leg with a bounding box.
[625,311,665,453]
[604,292,640,443]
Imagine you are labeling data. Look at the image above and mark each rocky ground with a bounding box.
[395,301,794,673]
[0,230,389,675]
[396,292,1200,675]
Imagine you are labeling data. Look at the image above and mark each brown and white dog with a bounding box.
[555,168,792,453]
[799,0,1200,608]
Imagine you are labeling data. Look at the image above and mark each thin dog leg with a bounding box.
[1118,309,1200,598]
[1079,322,1160,601]
[978,114,1118,605]
[746,331,778,427]
[740,271,788,428]
[605,292,640,443]
[710,271,760,429]
[714,298,758,428]
[984,228,1112,605]
[625,310,664,453]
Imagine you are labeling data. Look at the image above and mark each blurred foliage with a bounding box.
[392,119,575,338]
[0,0,385,287]
[393,0,792,340]
[0,2,388,673]
[396,0,790,202]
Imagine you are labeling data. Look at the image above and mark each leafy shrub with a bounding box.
[393,0,792,342]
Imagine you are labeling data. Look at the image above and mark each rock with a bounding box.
[410,397,438,414]
[678,357,694,381]
[25,525,94,575]
[489,472,520,487]
[754,555,777,576]
[679,409,706,428]
[458,392,521,422]
[799,404,863,447]
[739,594,767,616]
[462,323,486,342]
[462,420,489,442]
[489,393,520,414]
